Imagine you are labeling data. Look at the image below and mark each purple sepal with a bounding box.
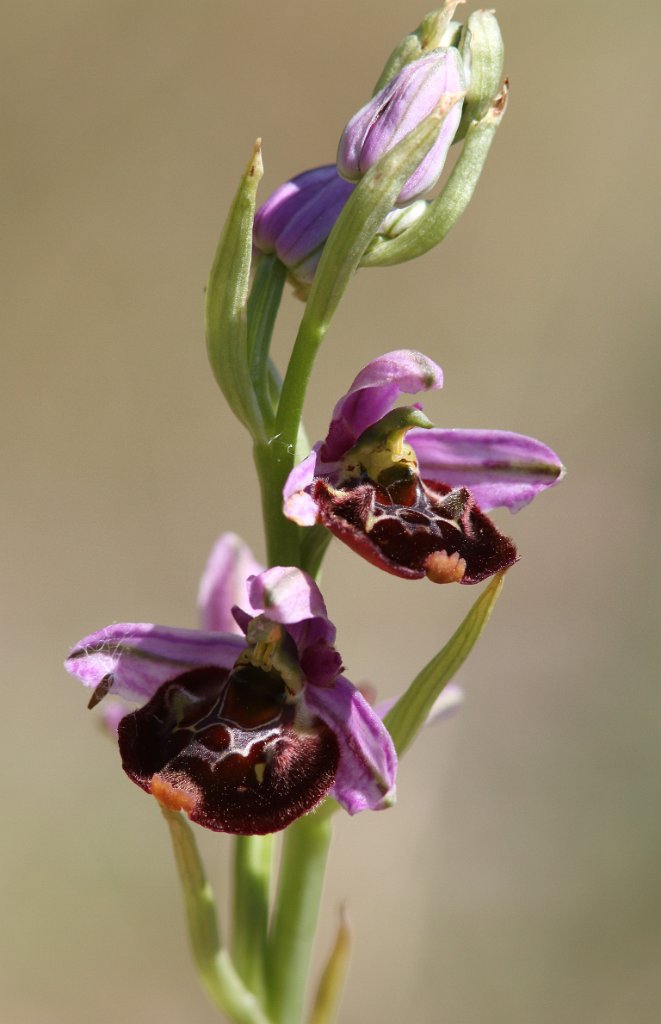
[198,532,263,633]
[306,676,397,813]
[253,165,355,284]
[337,49,464,203]
[408,428,566,512]
[65,623,245,704]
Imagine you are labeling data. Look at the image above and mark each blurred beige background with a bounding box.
[3,1,659,1021]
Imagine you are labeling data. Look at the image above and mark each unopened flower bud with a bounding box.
[337,48,465,204]
[253,165,354,285]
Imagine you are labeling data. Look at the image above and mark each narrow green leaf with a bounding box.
[384,570,506,756]
[162,808,272,1024]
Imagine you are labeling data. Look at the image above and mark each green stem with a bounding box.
[253,441,302,568]
[267,811,333,1024]
[161,808,272,1024]
[248,254,287,423]
[233,835,275,1003]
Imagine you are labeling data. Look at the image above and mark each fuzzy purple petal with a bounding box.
[65,623,245,704]
[408,428,566,512]
[306,676,397,813]
[198,533,264,634]
[319,350,443,465]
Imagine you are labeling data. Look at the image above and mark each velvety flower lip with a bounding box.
[65,536,397,833]
[283,350,564,584]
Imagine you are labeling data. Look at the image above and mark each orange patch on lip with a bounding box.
[424,550,467,584]
[150,774,198,815]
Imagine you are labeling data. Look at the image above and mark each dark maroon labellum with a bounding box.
[118,664,339,835]
[313,471,518,584]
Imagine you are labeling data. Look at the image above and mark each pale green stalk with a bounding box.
[162,808,272,1024]
[233,835,275,1004]
[267,808,334,1024]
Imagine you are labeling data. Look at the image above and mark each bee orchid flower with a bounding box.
[283,350,565,584]
[65,534,396,834]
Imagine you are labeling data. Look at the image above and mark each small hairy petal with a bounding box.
[408,427,566,512]
[198,532,264,633]
[65,623,245,704]
[307,676,397,814]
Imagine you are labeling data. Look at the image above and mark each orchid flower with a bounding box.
[284,350,564,584]
[65,534,396,835]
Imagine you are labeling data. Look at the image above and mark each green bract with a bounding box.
[205,141,265,441]
[361,84,509,267]
[456,9,505,141]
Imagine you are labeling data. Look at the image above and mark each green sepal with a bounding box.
[361,84,509,268]
[456,10,505,141]
[384,570,506,757]
[372,2,465,94]
[205,140,265,440]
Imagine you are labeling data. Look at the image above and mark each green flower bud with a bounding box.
[456,9,505,140]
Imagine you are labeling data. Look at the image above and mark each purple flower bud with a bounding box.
[337,48,465,204]
[253,165,355,284]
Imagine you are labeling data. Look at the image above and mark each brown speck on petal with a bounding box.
[424,550,467,584]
